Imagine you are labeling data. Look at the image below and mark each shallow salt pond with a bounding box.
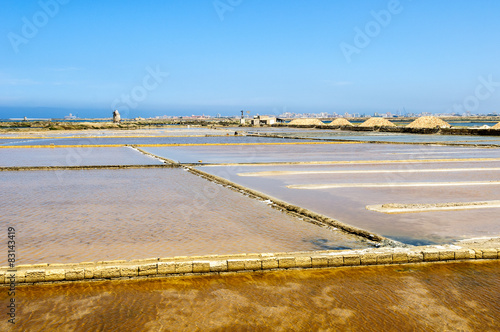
[143,143,500,164]
[2,128,500,330]
[199,161,500,245]
[283,131,500,144]
[0,147,163,167]
[0,168,369,266]
[0,127,229,138]
[0,135,309,146]
[3,260,499,331]
[233,127,500,145]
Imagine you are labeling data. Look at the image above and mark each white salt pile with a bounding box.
[359,117,396,127]
[288,118,324,126]
[406,116,451,129]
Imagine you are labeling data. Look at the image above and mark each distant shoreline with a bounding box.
[1,116,500,134]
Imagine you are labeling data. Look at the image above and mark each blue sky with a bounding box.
[1,0,500,118]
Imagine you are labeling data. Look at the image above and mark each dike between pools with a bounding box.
[1,245,499,285]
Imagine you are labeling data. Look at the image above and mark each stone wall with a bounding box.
[1,246,499,285]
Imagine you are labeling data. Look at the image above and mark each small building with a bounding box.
[251,115,276,126]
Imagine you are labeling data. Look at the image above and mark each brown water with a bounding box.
[0,147,163,167]
[143,143,500,164]
[200,162,500,245]
[0,168,369,266]
[2,261,499,331]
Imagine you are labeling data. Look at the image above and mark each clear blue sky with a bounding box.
[1,0,500,118]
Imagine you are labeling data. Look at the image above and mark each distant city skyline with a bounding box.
[4,106,499,121]
[2,1,500,119]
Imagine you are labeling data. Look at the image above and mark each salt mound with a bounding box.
[288,118,324,126]
[492,122,500,129]
[359,117,396,127]
[406,116,451,129]
[328,118,353,126]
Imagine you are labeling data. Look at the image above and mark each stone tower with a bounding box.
[113,110,121,123]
